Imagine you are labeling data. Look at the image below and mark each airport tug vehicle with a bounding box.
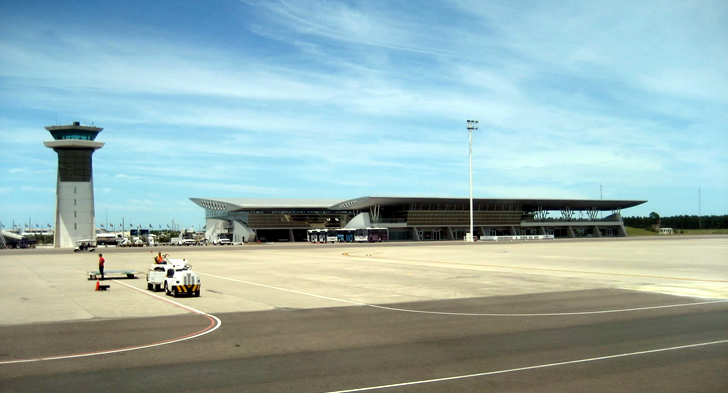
[146,255,201,297]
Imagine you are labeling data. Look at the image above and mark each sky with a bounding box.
[1,0,726,231]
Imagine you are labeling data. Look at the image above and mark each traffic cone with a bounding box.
[95,280,100,291]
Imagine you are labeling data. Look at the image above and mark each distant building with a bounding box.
[44,122,105,248]
[659,227,674,235]
[1,230,36,249]
[191,197,646,243]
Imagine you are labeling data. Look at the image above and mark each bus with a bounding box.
[307,229,328,243]
[336,228,356,242]
[309,228,388,243]
[354,228,389,243]
[326,229,338,243]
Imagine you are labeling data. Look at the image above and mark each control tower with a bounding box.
[44,122,105,248]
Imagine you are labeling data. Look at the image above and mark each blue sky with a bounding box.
[1,0,726,230]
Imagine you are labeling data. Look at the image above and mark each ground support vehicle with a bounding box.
[118,237,144,247]
[146,264,167,292]
[147,255,176,291]
[147,257,201,297]
[173,237,199,246]
[87,269,141,280]
[96,233,119,246]
[211,234,232,245]
[74,240,97,252]
[174,229,201,246]
[147,234,159,247]
[164,260,201,297]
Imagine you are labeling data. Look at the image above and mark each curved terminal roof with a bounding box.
[330,196,646,211]
[190,198,347,212]
[191,196,646,212]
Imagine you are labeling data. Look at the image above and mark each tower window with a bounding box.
[57,149,93,182]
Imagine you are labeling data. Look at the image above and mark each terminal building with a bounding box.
[191,196,646,243]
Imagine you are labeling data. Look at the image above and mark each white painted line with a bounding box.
[0,280,221,365]
[623,286,728,300]
[367,299,728,316]
[198,273,728,316]
[112,279,217,318]
[342,252,728,284]
[320,339,728,392]
[200,273,366,305]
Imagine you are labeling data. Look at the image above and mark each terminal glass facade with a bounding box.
[406,210,522,226]
[205,210,356,229]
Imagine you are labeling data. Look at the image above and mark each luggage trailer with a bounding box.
[87,269,141,280]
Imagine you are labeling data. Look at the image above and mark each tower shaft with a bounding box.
[44,122,104,248]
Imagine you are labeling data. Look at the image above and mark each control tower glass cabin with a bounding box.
[44,122,105,248]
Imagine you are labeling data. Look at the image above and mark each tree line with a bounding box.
[623,214,728,230]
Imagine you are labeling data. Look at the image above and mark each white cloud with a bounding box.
[128,199,156,206]
[0,0,726,225]
[257,0,455,57]
[0,26,341,103]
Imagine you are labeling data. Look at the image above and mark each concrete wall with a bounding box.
[55,180,95,248]
[232,220,256,243]
[345,212,371,229]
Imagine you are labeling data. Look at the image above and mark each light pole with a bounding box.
[467,120,478,242]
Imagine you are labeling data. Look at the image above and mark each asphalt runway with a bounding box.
[1,237,727,392]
